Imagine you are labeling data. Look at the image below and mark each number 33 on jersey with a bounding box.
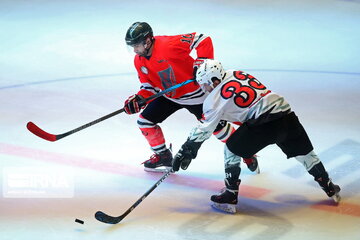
[198,70,292,137]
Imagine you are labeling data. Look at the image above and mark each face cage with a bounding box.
[126,40,146,55]
[198,77,215,93]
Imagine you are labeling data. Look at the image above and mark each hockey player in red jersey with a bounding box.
[172,59,341,213]
[123,22,259,172]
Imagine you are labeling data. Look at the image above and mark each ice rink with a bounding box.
[1,0,360,239]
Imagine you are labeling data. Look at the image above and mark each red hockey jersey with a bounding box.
[134,32,214,105]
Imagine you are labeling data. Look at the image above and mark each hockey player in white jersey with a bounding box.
[171,59,341,213]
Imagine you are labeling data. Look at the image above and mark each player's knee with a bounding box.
[295,150,321,171]
[225,141,251,159]
[137,114,156,128]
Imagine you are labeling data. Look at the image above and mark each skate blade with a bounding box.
[255,166,260,174]
[211,202,237,214]
[144,166,172,173]
[332,193,341,203]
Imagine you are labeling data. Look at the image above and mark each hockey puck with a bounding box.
[75,218,84,224]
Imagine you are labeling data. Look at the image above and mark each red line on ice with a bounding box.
[1,142,359,217]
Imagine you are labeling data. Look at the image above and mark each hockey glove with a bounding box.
[123,94,146,114]
[172,139,203,172]
[193,57,208,77]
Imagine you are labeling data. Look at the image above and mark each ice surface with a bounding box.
[1,0,359,239]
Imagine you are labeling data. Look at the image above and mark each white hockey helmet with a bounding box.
[196,59,225,92]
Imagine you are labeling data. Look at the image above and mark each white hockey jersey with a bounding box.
[188,70,292,142]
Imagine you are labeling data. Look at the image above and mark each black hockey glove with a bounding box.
[172,139,203,172]
[123,94,146,114]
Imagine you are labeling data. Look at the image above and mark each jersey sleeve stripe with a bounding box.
[140,83,160,94]
[176,88,205,100]
[190,33,207,50]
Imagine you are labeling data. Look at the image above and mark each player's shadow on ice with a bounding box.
[174,198,294,240]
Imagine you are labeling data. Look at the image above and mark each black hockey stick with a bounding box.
[95,169,172,224]
[27,79,195,141]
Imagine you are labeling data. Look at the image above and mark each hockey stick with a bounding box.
[27,79,195,142]
[95,169,172,224]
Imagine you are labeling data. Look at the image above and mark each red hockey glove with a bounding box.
[123,94,146,114]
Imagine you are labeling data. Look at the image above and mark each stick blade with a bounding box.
[95,211,122,224]
[26,122,57,142]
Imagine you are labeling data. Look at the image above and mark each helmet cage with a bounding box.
[196,60,225,92]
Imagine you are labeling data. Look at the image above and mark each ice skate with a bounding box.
[210,179,240,214]
[331,184,341,203]
[143,148,173,173]
[212,202,237,214]
[326,181,341,203]
[315,177,341,203]
[243,155,260,174]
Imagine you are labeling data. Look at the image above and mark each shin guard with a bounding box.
[137,116,166,153]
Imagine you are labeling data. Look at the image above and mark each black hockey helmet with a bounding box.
[125,22,153,46]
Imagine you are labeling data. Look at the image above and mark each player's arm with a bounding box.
[123,57,159,114]
[190,33,214,59]
[183,32,214,75]
[176,32,214,57]
[172,107,224,171]
[134,56,159,98]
